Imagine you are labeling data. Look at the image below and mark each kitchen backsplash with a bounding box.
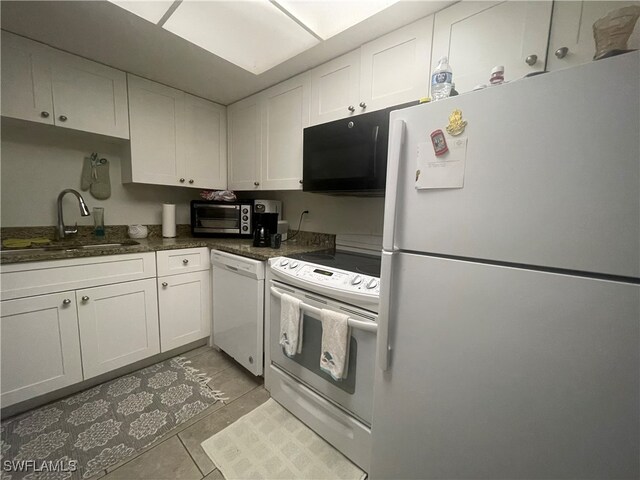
[1,121,384,236]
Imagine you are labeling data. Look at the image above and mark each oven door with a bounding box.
[269,280,377,426]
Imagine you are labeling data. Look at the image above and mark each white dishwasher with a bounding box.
[210,250,265,376]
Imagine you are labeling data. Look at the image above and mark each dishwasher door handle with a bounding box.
[225,265,239,271]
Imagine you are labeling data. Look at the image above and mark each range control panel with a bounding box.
[270,257,380,297]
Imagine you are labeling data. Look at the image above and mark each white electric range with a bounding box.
[265,238,382,473]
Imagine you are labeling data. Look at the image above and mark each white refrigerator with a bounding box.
[371,52,639,479]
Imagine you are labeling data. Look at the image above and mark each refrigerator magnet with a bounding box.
[430,129,448,156]
[446,109,467,136]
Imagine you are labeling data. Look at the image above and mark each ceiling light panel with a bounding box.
[163,0,320,75]
[109,1,176,24]
[276,0,400,40]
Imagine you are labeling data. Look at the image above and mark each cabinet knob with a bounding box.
[299,179,303,184]
[359,102,367,108]
[182,259,189,264]
[162,282,168,287]
[348,105,355,112]
[249,356,254,364]
[59,115,68,122]
[555,47,569,59]
[254,181,260,186]
[525,54,538,66]
[62,298,71,305]
[188,179,194,184]
[179,178,185,183]
[81,296,89,302]
[41,111,50,118]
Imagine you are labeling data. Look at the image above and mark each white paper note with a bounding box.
[415,136,467,190]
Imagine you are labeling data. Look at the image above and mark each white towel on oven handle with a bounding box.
[320,309,350,380]
[279,293,303,357]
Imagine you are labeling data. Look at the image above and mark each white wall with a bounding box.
[241,190,385,236]
[0,121,385,234]
[1,121,199,227]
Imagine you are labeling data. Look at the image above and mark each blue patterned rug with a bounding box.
[1,356,226,480]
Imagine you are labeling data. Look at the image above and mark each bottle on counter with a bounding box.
[431,56,453,101]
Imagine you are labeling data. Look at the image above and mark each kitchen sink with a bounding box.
[1,240,140,256]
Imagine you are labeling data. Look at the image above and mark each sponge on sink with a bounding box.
[3,238,51,249]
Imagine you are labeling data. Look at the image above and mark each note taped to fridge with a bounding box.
[415,136,467,189]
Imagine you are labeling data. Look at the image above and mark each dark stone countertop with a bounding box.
[0,226,334,265]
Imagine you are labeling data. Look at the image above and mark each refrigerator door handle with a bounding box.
[382,119,405,251]
[377,250,394,371]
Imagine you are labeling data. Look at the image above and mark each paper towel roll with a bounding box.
[162,203,176,238]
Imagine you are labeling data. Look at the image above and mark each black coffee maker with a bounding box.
[253,212,278,247]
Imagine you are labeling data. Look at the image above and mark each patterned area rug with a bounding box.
[1,356,226,480]
[201,399,366,480]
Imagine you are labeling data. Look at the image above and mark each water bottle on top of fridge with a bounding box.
[431,56,453,101]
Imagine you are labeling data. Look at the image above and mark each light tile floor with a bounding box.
[98,346,268,480]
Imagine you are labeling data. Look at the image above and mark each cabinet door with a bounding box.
[432,1,552,94]
[183,94,227,189]
[1,292,83,407]
[0,31,54,125]
[260,72,310,190]
[547,1,640,71]
[227,94,262,191]
[310,50,361,125]
[50,51,129,138]
[360,15,433,111]
[127,74,185,187]
[158,271,211,352]
[77,279,160,379]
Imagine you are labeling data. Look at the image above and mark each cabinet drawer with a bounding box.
[156,247,210,276]
[0,252,156,301]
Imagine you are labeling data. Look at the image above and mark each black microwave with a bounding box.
[191,200,253,238]
[302,102,415,196]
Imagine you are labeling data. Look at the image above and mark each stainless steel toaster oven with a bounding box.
[190,200,253,238]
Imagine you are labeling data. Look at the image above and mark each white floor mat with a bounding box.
[200,399,367,480]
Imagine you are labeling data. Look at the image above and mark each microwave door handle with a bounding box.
[371,125,380,173]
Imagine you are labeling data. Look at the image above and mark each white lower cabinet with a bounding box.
[0,291,83,406]
[77,278,160,379]
[158,270,211,352]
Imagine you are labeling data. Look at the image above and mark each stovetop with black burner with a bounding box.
[288,250,382,277]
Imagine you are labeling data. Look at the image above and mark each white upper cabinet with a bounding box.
[1,31,129,138]
[227,93,262,191]
[360,15,434,112]
[310,50,361,125]
[260,72,310,190]
[183,93,227,189]
[1,32,54,125]
[49,51,129,138]
[432,1,552,94]
[309,15,433,125]
[127,75,185,187]
[126,74,227,190]
[547,1,640,71]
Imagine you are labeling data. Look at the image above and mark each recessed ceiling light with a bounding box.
[163,1,320,75]
[275,0,401,40]
[109,1,176,24]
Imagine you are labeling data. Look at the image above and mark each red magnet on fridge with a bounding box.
[430,129,448,156]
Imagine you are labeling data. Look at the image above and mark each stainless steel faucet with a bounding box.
[57,189,91,239]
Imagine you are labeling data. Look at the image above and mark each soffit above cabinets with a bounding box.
[0,0,455,105]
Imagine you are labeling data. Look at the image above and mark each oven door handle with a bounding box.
[270,287,378,334]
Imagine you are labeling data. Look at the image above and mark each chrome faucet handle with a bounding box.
[64,223,79,235]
